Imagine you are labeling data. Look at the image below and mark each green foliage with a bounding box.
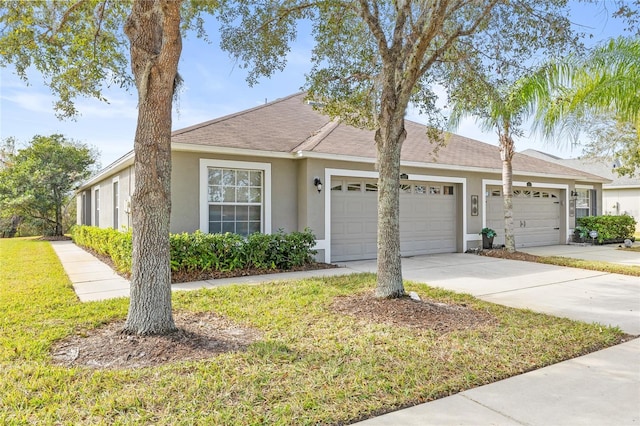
[480,228,497,238]
[0,238,628,424]
[72,226,317,276]
[0,135,97,236]
[71,226,132,273]
[575,215,637,243]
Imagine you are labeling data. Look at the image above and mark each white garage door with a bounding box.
[487,186,561,248]
[331,178,457,261]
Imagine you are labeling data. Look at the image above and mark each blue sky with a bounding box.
[0,1,630,167]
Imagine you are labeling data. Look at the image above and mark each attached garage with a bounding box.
[486,186,561,248]
[330,177,458,261]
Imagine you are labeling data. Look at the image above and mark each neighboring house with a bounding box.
[77,93,608,262]
[522,149,640,233]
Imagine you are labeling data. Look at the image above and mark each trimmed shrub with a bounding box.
[575,215,637,243]
[71,226,318,276]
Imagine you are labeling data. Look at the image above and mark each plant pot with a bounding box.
[482,235,494,249]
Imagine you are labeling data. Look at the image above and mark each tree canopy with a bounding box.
[0,134,97,236]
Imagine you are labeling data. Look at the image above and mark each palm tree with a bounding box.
[530,37,640,175]
[449,77,533,253]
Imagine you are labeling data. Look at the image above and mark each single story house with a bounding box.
[77,93,608,262]
[522,149,640,233]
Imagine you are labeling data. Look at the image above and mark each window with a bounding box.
[443,185,454,195]
[365,183,378,192]
[331,183,343,191]
[207,168,262,236]
[491,189,501,197]
[414,185,426,194]
[113,180,119,229]
[200,159,271,236]
[347,182,362,192]
[400,184,412,193]
[576,189,591,218]
[94,188,100,227]
[429,186,441,195]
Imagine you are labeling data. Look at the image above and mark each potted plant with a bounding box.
[480,227,497,249]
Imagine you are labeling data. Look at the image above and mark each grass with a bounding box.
[0,238,629,425]
[537,256,640,276]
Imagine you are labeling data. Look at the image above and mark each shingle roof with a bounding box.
[171,92,606,182]
[522,149,637,186]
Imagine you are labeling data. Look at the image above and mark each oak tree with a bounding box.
[0,0,215,334]
[219,0,583,296]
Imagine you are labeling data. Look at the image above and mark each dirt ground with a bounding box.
[50,249,528,370]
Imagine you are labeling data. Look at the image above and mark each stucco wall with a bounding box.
[170,152,299,234]
[77,165,134,230]
[603,187,640,232]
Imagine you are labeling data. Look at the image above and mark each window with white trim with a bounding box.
[207,168,263,236]
[576,189,591,218]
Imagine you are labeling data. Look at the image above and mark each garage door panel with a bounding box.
[332,178,457,261]
[487,187,560,248]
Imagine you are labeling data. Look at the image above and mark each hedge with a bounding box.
[70,226,317,276]
[575,214,637,243]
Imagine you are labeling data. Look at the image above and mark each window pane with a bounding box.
[249,206,261,221]
[415,185,426,194]
[429,186,441,195]
[444,186,454,195]
[248,221,261,234]
[400,184,412,193]
[209,205,221,221]
[237,186,249,202]
[209,221,221,234]
[236,206,249,221]
[222,205,236,221]
[249,187,261,203]
[224,187,236,202]
[237,170,249,187]
[347,182,361,191]
[236,222,248,236]
[365,183,378,192]
[331,184,342,191]
[208,168,222,185]
[223,169,236,186]
[209,185,224,202]
[250,171,261,187]
[222,221,235,233]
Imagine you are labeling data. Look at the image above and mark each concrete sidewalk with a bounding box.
[50,240,640,425]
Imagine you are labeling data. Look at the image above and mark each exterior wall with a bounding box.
[603,187,640,233]
[171,151,299,235]
[78,166,134,230]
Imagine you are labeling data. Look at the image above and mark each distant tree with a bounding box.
[0,135,96,236]
[220,0,582,295]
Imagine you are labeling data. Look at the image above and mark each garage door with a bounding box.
[331,178,457,261]
[486,186,560,248]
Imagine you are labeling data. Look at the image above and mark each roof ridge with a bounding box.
[291,118,340,153]
[171,92,306,137]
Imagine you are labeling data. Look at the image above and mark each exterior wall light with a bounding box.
[570,190,579,200]
[313,177,322,192]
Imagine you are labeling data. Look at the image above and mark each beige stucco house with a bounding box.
[522,150,639,233]
[77,93,608,262]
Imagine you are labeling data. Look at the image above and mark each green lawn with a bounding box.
[0,238,628,425]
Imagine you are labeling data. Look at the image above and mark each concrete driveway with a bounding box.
[340,245,640,335]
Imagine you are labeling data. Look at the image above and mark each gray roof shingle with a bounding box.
[171,93,607,182]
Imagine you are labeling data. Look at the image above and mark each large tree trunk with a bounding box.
[375,90,407,298]
[500,132,516,253]
[123,0,182,335]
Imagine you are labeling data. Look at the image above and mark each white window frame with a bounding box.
[199,159,272,235]
[575,187,591,218]
[112,176,120,230]
[92,185,100,227]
